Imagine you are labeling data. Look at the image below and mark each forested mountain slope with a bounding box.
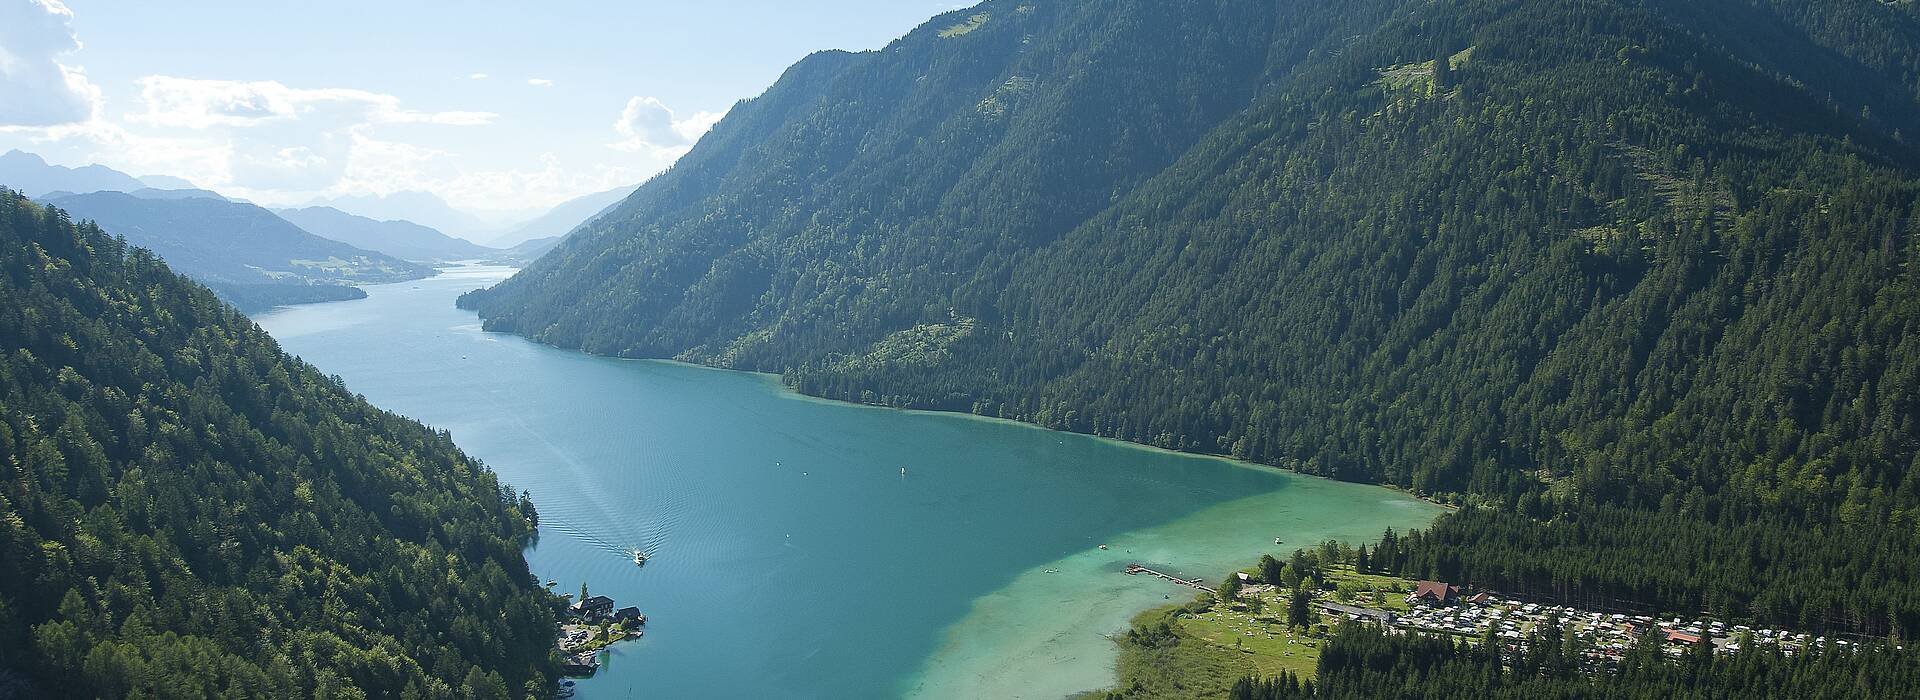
[464,0,1920,636]
[0,190,557,697]
[466,0,1405,353]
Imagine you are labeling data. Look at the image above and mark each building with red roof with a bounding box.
[1664,629,1703,644]
[1407,581,1461,605]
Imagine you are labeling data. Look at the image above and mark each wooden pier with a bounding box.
[1124,563,1216,594]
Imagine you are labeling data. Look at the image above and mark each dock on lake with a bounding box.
[1124,563,1216,594]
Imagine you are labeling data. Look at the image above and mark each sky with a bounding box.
[0,0,969,224]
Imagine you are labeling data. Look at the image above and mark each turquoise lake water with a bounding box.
[255,265,1441,698]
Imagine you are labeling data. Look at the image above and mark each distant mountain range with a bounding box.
[306,190,501,242]
[498,235,565,261]
[137,173,199,189]
[42,191,432,309]
[3,150,227,201]
[275,206,498,263]
[486,184,638,247]
[38,186,232,203]
[3,149,607,290]
[1,149,150,196]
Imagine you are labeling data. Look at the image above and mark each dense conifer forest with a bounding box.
[0,189,558,697]
[1215,623,1919,700]
[462,0,1920,651]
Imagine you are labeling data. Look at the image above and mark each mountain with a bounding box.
[488,184,638,248]
[0,149,147,197]
[0,188,556,697]
[462,0,1920,641]
[38,187,229,203]
[494,235,564,262]
[276,206,497,263]
[125,187,229,202]
[311,190,494,242]
[42,191,433,310]
[137,174,199,190]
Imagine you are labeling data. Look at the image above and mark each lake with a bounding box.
[255,265,1442,699]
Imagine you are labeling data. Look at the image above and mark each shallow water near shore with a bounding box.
[256,265,1442,699]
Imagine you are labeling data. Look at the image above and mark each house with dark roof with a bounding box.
[613,607,646,625]
[573,595,615,621]
[1407,581,1461,605]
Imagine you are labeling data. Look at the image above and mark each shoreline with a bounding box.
[896,475,1442,698]
[379,266,1453,695]
[478,344,1453,695]
[436,263,1452,512]
[554,352,1460,514]
[705,362,1449,510]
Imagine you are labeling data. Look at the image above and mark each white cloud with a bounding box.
[609,96,722,156]
[0,2,689,227]
[17,100,646,215]
[0,0,102,127]
[7,118,236,186]
[130,76,496,129]
[675,111,724,143]
[10,72,509,206]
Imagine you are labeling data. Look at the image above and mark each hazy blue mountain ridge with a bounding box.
[276,205,498,263]
[43,191,432,309]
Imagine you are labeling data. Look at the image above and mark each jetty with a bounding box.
[1124,563,1216,594]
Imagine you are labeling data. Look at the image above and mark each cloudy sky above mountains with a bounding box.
[0,0,951,223]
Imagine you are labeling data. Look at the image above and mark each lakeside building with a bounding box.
[573,595,615,621]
